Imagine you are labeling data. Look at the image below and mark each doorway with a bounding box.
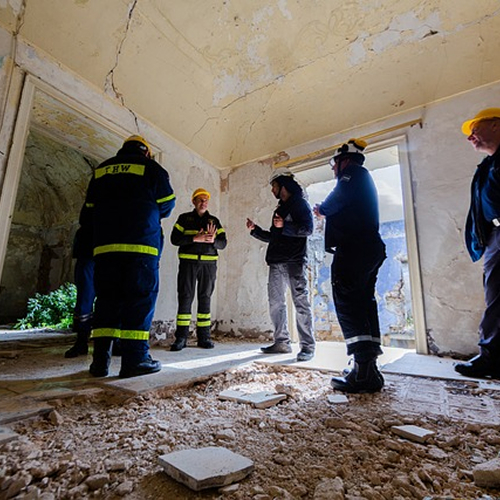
[0,76,128,325]
[294,138,426,353]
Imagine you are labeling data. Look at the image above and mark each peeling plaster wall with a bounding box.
[217,158,275,338]
[219,81,500,357]
[2,1,500,167]
[0,25,220,331]
[0,131,96,321]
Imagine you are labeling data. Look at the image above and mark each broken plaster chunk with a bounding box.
[158,446,254,491]
[391,424,435,443]
[473,457,500,488]
[218,389,287,409]
[0,425,19,445]
[327,394,349,404]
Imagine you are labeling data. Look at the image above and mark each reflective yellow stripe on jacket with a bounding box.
[94,244,159,257]
[95,163,145,178]
[157,193,176,203]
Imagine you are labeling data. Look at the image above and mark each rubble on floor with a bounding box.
[0,363,500,499]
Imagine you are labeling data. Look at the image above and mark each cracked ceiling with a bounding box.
[2,0,500,168]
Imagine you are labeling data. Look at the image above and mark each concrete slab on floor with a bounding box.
[382,351,500,388]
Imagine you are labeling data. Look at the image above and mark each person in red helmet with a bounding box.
[455,108,500,379]
[82,135,175,378]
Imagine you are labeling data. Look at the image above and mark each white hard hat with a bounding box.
[269,167,294,184]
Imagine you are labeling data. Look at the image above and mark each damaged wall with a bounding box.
[218,81,500,357]
[0,25,221,332]
[0,5,499,357]
[0,131,96,322]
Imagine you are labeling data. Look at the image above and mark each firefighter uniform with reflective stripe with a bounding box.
[82,143,175,374]
[170,210,227,343]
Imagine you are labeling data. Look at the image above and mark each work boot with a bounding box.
[261,342,292,354]
[119,355,162,378]
[197,328,215,349]
[64,331,89,358]
[170,336,188,351]
[197,338,215,349]
[454,354,500,379]
[296,348,315,362]
[331,360,384,394]
[89,337,112,377]
[171,326,189,352]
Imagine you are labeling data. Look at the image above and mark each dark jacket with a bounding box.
[170,210,227,261]
[317,158,383,252]
[251,194,313,264]
[82,150,175,258]
[466,147,500,262]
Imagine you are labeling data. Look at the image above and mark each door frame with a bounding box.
[0,74,162,284]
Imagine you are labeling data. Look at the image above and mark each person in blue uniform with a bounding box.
[247,168,316,362]
[169,188,227,351]
[455,108,500,379]
[82,135,175,378]
[314,139,386,393]
[64,220,95,358]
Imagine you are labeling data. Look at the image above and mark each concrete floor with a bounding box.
[1,330,499,425]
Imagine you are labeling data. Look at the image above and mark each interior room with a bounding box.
[0,2,500,498]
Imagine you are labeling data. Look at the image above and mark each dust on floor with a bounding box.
[1,363,500,499]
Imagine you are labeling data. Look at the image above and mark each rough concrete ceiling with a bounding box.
[2,0,500,168]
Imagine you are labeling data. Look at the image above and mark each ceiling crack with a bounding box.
[104,0,141,130]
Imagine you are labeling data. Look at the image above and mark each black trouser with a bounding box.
[331,240,386,362]
[92,253,159,367]
[175,259,217,340]
[479,227,500,359]
[73,256,95,334]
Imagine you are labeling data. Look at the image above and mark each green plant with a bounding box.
[15,283,77,330]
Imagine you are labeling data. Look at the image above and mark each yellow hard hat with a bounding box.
[461,108,500,136]
[332,138,367,162]
[192,188,210,201]
[123,135,152,157]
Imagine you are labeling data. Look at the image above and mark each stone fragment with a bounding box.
[115,480,134,496]
[215,428,236,440]
[85,473,110,490]
[48,410,64,426]
[219,483,239,493]
[0,425,19,444]
[327,394,349,404]
[104,459,130,471]
[473,457,500,487]
[158,446,254,491]
[391,425,435,443]
[218,389,287,409]
[313,477,345,500]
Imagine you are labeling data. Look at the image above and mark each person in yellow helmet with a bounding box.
[169,188,227,350]
[81,135,175,378]
[314,139,386,393]
[455,108,500,379]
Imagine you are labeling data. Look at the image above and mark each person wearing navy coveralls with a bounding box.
[314,139,386,393]
[455,108,500,379]
[170,188,227,351]
[82,135,175,378]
